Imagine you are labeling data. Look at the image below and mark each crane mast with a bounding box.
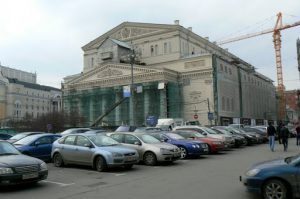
[217,12,300,121]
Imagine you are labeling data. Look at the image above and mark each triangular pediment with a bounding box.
[82,22,179,51]
[70,63,164,84]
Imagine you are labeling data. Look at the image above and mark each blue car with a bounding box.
[14,133,61,161]
[149,132,209,158]
[240,154,300,199]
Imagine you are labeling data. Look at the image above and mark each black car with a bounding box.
[0,133,12,140]
[0,141,48,185]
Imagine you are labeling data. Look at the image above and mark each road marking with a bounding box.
[42,180,75,187]
[106,172,127,176]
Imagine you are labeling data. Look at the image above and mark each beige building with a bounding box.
[63,21,277,126]
[0,65,62,125]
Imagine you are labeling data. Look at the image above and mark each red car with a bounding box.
[173,130,225,153]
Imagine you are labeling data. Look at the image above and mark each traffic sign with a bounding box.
[194,114,198,119]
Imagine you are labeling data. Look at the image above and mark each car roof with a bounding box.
[17,132,44,135]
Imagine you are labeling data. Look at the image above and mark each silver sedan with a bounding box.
[107,132,181,166]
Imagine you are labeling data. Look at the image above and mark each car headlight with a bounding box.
[160,148,171,154]
[246,168,260,177]
[192,144,197,148]
[0,167,13,175]
[40,162,47,171]
[112,152,123,158]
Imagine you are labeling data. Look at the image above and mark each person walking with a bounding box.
[277,121,283,144]
[296,124,300,145]
[281,124,290,151]
[267,122,276,151]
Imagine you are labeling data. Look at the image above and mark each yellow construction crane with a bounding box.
[217,12,300,121]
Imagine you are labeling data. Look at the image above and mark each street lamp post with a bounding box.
[129,48,136,125]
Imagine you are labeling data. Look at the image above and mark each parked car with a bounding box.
[0,141,48,185]
[211,127,247,147]
[174,126,235,148]
[14,133,61,161]
[148,132,209,158]
[173,130,225,153]
[243,127,268,143]
[84,129,107,134]
[240,154,300,199]
[52,134,139,171]
[134,127,163,133]
[0,133,12,140]
[214,126,256,145]
[7,132,44,143]
[61,128,92,135]
[108,132,181,166]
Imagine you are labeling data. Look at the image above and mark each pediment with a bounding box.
[82,22,178,51]
[72,64,163,84]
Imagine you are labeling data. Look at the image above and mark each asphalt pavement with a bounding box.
[1,139,299,199]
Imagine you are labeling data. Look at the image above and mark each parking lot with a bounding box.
[1,139,299,199]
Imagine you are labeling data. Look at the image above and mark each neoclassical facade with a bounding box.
[0,65,62,125]
[62,21,277,126]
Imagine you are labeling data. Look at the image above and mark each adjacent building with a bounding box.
[62,21,277,126]
[0,65,62,125]
[285,90,300,124]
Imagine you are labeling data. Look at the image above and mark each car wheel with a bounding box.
[263,179,288,199]
[179,147,187,159]
[53,153,64,167]
[143,152,157,166]
[124,164,133,170]
[95,156,107,172]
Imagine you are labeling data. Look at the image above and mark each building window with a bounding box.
[225,66,228,73]
[150,45,154,56]
[220,64,223,71]
[229,68,232,75]
[155,45,158,55]
[169,42,172,53]
[91,57,94,67]
[164,42,168,54]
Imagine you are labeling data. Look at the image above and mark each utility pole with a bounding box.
[207,98,212,126]
[129,48,136,126]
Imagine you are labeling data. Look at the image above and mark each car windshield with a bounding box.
[9,133,29,140]
[284,154,300,164]
[176,131,205,138]
[213,128,229,135]
[0,142,21,155]
[87,135,119,147]
[14,135,40,145]
[201,127,218,134]
[136,134,161,144]
[166,133,185,140]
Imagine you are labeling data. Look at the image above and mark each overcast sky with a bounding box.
[1,0,300,90]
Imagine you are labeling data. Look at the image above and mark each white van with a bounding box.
[156,118,177,131]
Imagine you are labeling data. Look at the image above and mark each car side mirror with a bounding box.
[188,137,195,140]
[84,143,93,148]
[134,141,141,145]
[202,132,207,136]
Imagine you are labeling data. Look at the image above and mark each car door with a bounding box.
[123,134,143,158]
[60,135,77,163]
[32,136,53,160]
[74,135,94,166]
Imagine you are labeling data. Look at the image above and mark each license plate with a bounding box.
[22,173,38,180]
[126,156,135,161]
[204,148,208,152]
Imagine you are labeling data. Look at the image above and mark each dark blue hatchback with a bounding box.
[149,132,209,158]
[241,154,300,199]
[13,133,61,161]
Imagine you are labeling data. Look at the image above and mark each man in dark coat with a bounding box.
[296,124,300,145]
[277,121,283,144]
[281,124,290,151]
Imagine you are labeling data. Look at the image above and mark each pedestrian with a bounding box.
[296,124,300,145]
[281,124,290,152]
[277,121,283,144]
[267,122,276,151]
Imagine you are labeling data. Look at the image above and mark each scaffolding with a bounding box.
[63,81,183,127]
